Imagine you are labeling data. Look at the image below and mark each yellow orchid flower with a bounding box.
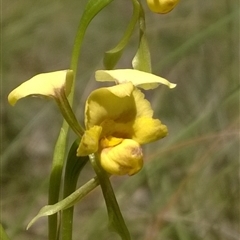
[146,0,179,14]
[77,82,168,176]
[95,69,176,90]
[8,70,73,106]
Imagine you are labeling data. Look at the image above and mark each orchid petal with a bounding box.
[85,82,136,129]
[100,139,143,175]
[132,117,168,144]
[95,69,176,90]
[8,70,73,106]
[77,126,102,156]
[85,83,155,132]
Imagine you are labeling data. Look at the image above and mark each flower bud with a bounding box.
[100,139,143,176]
[146,0,179,14]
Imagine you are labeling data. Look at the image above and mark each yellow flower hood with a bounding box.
[77,82,168,175]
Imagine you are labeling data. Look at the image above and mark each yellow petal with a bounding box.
[98,88,154,137]
[100,136,123,148]
[100,139,143,176]
[85,83,155,134]
[100,119,133,139]
[107,81,134,97]
[77,126,102,156]
[132,117,168,144]
[146,0,179,14]
[85,83,136,129]
[85,84,160,144]
[95,69,176,90]
[8,70,73,106]
[132,88,153,118]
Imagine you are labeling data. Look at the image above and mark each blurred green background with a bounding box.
[1,0,239,239]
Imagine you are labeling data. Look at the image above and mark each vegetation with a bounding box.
[1,0,239,239]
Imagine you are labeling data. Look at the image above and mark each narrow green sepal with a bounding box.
[132,2,152,73]
[103,0,140,69]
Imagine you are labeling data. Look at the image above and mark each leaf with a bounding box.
[27,177,99,230]
[103,0,140,69]
[132,3,152,73]
[28,139,95,231]
[48,127,68,239]
[95,69,177,90]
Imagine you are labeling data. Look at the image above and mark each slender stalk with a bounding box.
[68,0,114,105]
[48,125,68,240]
[60,141,88,240]
[47,9,85,240]
[48,1,114,239]
[47,13,87,237]
[89,154,131,240]
[55,89,84,138]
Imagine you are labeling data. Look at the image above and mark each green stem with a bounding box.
[89,154,131,240]
[68,0,114,105]
[47,7,88,238]
[48,126,68,240]
[61,140,88,240]
[55,89,84,138]
[47,5,88,238]
[48,1,114,239]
